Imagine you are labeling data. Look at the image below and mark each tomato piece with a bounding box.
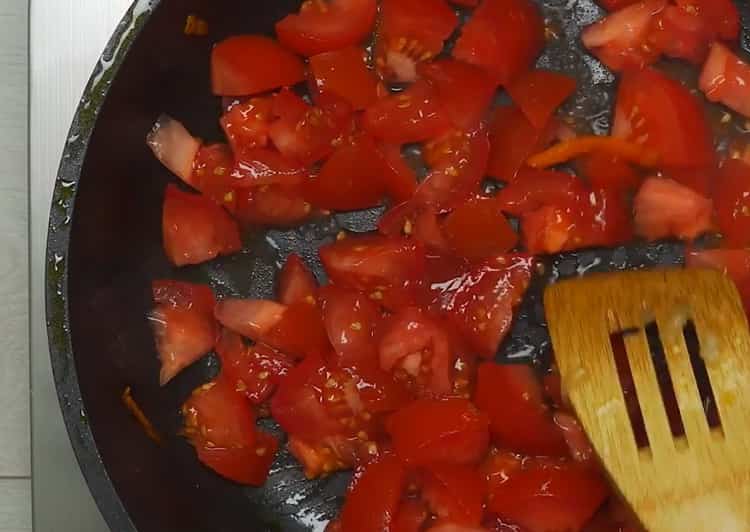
[675,0,740,41]
[364,80,452,144]
[648,5,712,65]
[227,147,306,188]
[713,159,750,248]
[487,106,552,183]
[185,143,238,213]
[272,87,310,122]
[597,0,641,9]
[506,70,577,130]
[475,363,569,456]
[418,59,497,130]
[613,68,714,169]
[262,300,331,359]
[700,43,750,119]
[278,253,318,306]
[377,0,459,82]
[149,280,217,385]
[554,411,595,464]
[577,153,641,192]
[182,379,257,449]
[392,500,430,532]
[320,234,426,310]
[211,35,305,96]
[215,330,293,404]
[442,198,518,260]
[378,143,418,204]
[339,456,407,532]
[453,0,544,85]
[147,114,201,185]
[421,464,486,526]
[234,185,312,227]
[319,285,381,367]
[220,97,273,153]
[378,307,454,396]
[633,177,713,241]
[520,205,576,255]
[486,459,609,532]
[416,128,491,210]
[495,169,587,216]
[195,431,278,486]
[426,255,533,358]
[387,398,490,465]
[162,184,241,266]
[686,249,750,314]
[309,47,380,110]
[304,134,387,211]
[214,299,287,342]
[275,0,377,56]
[581,0,667,72]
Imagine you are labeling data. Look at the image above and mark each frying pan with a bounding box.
[45,1,750,531]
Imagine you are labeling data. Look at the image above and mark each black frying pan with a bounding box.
[45,1,750,531]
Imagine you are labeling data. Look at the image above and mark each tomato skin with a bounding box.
[278,254,318,306]
[387,398,490,465]
[633,177,713,241]
[713,159,750,248]
[421,464,486,526]
[487,106,552,183]
[442,197,518,260]
[214,299,287,342]
[339,456,407,532]
[150,281,218,385]
[234,185,312,228]
[309,47,380,110]
[364,80,452,144]
[162,184,242,267]
[700,43,750,119]
[275,0,378,56]
[577,153,641,193]
[319,285,381,368]
[262,301,331,359]
[195,431,278,486]
[378,143,418,204]
[486,459,609,532]
[506,70,577,130]
[228,147,306,188]
[614,68,714,169]
[648,5,712,65]
[495,169,587,217]
[211,35,305,96]
[675,0,740,41]
[453,0,544,85]
[220,97,273,153]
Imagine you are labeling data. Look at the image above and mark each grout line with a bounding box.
[0,476,32,480]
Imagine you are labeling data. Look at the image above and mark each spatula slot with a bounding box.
[683,320,723,433]
[645,321,687,440]
[611,331,650,449]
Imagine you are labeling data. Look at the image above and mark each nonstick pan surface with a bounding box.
[46,1,750,531]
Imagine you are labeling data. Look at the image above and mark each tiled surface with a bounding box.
[0,0,30,530]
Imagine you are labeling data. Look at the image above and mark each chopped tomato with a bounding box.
[474,363,569,456]
[648,5,712,65]
[320,234,426,309]
[339,456,407,532]
[234,185,312,228]
[309,47,380,110]
[363,80,452,144]
[613,68,715,169]
[495,169,587,216]
[272,87,310,121]
[633,177,713,241]
[275,0,378,56]
[220,97,273,153]
[215,330,293,404]
[506,70,577,130]
[387,398,490,465]
[421,464,486,526]
[149,280,217,385]
[418,59,497,130]
[261,300,331,358]
[486,459,609,532]
[442,197,518,260]
[278,253,318,305]
[453,0,544,85]
[214,299,287,342]
[700,43,750,119]
[554,411,595,464]
[147,114,201,184]
[269,92,354,166]
[211,35,305,96]
[527,136,660,170]
[577,153,641,192]
[520,205,577,255]
[195,431,278,486]
[392,500,430,532]
[162,184,242,266]
[449,0,479,5]
[189,144,239,211]
[714,159,750,248]
[597,0,641,9]
[686,248,750,313]
[378,143,418,204]
[487,106,552,183]
[425,255,533,358]
[378,307,454,396]
[228,147,306,187]
[581,0,667,72]
[675,0,740,41]
[377,0,459,82]
[319,284,381,367]
[304,134,387,211]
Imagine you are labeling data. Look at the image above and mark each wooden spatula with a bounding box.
[545,268,750,532]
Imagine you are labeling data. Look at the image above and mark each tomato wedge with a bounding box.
[633,177,713,241]
[675,0,740,41]
[234,185,312,228]
[309,46,380,110]
[278,253,318,305]
[339,456,407,532]
[487,106,553,183]
[220,97,273,153]
[442,197,518,260]
[228,147,306,188]
[195,431,278,486]
[147,114,201,185]
[506,70,577,130]
[378,143,418,204]
[275,0,378,56]
[149,280,217,385]
[162,184,242,267]
[700,43,750,119]
[421,464,486,526]
[190,144,239,211]
[713,159,750,248]
[211,35,305,96]
[453,0,544,85]
[215,299,287,342]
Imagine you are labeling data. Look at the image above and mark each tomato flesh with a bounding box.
[714,159,750,248]
[309,47,380,110]
[278,253,318,306]
[633,177,713,241]
[700,42,750,119]
[339,456,407,532]
[421,464,486,526]
[506,70,577,130]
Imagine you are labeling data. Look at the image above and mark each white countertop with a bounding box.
[30,1,133,531]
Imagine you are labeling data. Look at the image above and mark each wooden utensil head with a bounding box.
[545,268,750,532]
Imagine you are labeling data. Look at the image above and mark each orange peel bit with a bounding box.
[122,386,164,446]
[527,135,660,169]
